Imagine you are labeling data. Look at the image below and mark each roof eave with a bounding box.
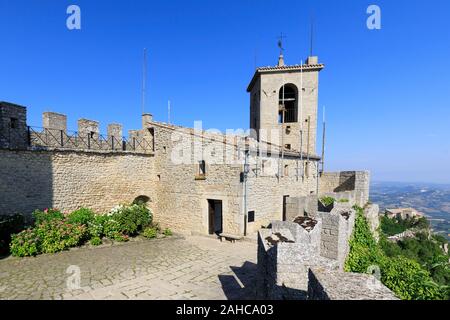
[247,64,325,92]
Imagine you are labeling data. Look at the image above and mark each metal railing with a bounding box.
[0,126,154,154]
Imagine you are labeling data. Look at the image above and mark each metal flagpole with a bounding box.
[300,60,304,179]
[168,100,171,124]
[321,106,326,174]
[142,48,147,115]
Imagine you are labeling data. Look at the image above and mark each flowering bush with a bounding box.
[33,209,64,226]
[10,228,41,257]
[103,218,121,239]
[9,203,155,257]
[37,220,87,254]
[107,203,152,236]
[87,214,109,239]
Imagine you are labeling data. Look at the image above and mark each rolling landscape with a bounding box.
[371,181,450,239]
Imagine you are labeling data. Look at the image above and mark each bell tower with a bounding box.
[247,54,324,155]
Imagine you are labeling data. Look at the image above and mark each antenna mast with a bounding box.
[142,48,147,115]
[310,16,314,57]
[300,60,304,179]
[321,106,326,174]
[168,100,171,124]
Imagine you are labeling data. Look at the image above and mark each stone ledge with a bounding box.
[308,268,399,300]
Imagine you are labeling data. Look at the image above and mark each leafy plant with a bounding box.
[10,228,41,257]
[381,256,444,300]
[67,208,95,226]
[163,228,173,237]
[320,196,336,207]
[0,214,26,256]
[36,220,87,254]
[90,237,102,246]
[142,227,158,239]
[103,218,121,239]
[345,207,384,273]
[346,207,448,300]
[87,214,109,238]
[33,209,64,226]
[107,204,152,236]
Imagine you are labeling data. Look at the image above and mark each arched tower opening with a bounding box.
[278,84,298,124]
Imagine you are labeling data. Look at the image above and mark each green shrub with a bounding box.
[67,208,95,226]
[88,214,109,238]
[346,208,448,300]
[320,196,335,207]
[163,228,173,237]
[0,214,26,255]
[10,228,41,257]
[36,220,87,254]
[33,209,64,226]
[108,204,152,236]
[345,208,384,273]
[381,256,444,300]
[103,218,121,239]
[90,237,102,246]
[142,227,158,239]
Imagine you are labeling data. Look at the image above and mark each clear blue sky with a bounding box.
[1,0,449,183]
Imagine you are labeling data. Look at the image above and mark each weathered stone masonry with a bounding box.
[0,149,156,215]
[0,55,373,239]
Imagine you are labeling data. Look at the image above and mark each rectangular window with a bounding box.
[262,160,268,175]
[248,211,255,223]
[199,160,206,176]
[10,118,18,129]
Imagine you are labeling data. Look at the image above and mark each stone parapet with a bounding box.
[308,268,399,300]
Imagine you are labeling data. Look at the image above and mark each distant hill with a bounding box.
[371,181,450,240]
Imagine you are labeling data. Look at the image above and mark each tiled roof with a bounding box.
[147,120,321,160]
[256,63,324,72]
[247,63,325,92]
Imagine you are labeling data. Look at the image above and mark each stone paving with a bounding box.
[0,235,257,300]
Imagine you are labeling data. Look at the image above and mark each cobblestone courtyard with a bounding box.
[0,235,257,300]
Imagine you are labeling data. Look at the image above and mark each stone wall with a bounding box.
[150,123,244,235]
[245,159,318,234]
[249,60,322,154]
[0,149,156,216]
[0,102,28,149]
[364,203,380,241]
[308,268,398,300]
[284,195,318,220]
[148,121,321,236]
[256,204,397,300]
[319,171,370,207]
[319,204,356,269]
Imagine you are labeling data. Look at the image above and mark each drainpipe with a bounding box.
[243,149,250,237]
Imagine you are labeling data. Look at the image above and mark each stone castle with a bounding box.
[0,54,369,237]
[0,53,396,299]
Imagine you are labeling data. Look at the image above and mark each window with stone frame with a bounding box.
[10,118,18,129]
[284,164,289,177]
[198,160,206,176]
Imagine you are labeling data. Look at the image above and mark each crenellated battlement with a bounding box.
[256,202,397,300]
[0,102,154,154]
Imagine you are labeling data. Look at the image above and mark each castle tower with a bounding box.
[247,55,324,155]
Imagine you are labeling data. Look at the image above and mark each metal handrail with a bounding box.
[1,126,153,154]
